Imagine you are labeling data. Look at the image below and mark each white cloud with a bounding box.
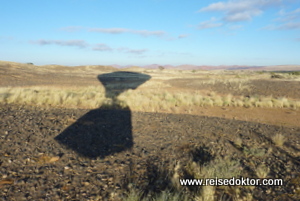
[132,30,165,37]
[31,39,148,55]
[263,8,300,30]
[117,47,148,55]
[178,34,189,39]
[277,8,300,22]
[93,43,113,51]
[61,26,183,40]
[89,28,129,34]
[60,26,83,32]
[92,45,148,55]
[31,39,88,48]
[276,8,300,29]
[126,49,148,55]
[223,9,262,22]
[89,28,166,37]
[228,24,243,30]
[200,0,282,22]
[278,22,300,29]
[198,18,223,29]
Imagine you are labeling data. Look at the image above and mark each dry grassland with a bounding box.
[1,70,300,112]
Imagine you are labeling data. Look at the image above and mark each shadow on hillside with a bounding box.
[55,71,151,158]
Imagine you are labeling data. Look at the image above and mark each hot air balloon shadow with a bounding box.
[54,71,151,158]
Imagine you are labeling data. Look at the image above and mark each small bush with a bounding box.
[158,66,165,71]
[272,133,285,147]
[271,74,285,79]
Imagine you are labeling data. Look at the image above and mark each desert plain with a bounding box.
[0,60,300,200]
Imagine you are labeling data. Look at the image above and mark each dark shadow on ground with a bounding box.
[54,71,151,158]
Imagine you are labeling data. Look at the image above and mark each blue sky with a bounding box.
[1,0,300,66]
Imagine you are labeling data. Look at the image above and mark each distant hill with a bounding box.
[1,60,299,71]
[138,64,300,71]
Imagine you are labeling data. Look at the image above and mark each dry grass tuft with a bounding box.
[243,147,267,158]
[234,137,243,148]
[255,164,270,178]
[272,133,285,147]
[171,161,181,190]
[123,189,143,201]
[195,186,215,201]
[186,154,242,201]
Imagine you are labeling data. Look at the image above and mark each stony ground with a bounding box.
[1,104,300,200]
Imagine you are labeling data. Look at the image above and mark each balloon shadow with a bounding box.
[55,71,151,158]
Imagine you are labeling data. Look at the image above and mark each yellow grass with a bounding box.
[1,85,300,112]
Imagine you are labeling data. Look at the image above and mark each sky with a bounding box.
[1,0,300,66]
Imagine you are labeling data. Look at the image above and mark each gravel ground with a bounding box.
[1,104,300,200]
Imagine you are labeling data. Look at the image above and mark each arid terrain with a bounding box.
[0,61,300,200]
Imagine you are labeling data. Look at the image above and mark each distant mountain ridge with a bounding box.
[1,60,300,71]
[110,63,300,71]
